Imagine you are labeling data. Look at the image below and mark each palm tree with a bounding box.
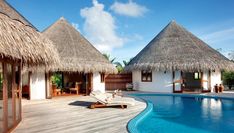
[103,53,116,63]
[115,59,132,73]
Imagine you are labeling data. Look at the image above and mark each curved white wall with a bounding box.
[30,72,46,100]
[202,71,209,91]
[132,70,174,93]
[92,72,105,93]
[174,71,181,91]
[132,70,221,93]
[210,71,221,92]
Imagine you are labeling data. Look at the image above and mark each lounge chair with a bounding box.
[90,91,135,109]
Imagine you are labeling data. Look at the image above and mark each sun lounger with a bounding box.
[90,91,135,109]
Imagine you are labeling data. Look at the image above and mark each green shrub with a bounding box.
[51,73,62,89]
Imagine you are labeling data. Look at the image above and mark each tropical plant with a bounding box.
[115,59,132,73]
[103,53,116,63]
[222,71,234,89]
[51,73,62,89]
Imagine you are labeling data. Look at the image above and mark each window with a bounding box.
[141,71,152,82]
[100,73,105,83]
[194,72,201,80]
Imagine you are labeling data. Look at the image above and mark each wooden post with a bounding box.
[3,63,7,132]
[172,71,175,92]
[45,72,52,99]
[181,71,183,93]
[28,71,31,100]
[201,72,203,92]
[12,64,16,125]
[19,61,22,122]
[208,70,211,92]
[86,73,93,96]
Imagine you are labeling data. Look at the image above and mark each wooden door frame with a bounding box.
[1,59,22,132]
[86,73,93,96]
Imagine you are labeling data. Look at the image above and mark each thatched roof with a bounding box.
[0,12,59,66]
[42,17,117,73]
[0,0,36,29]
[125,21,234,72]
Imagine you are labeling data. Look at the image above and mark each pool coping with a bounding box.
[126,93,234,133]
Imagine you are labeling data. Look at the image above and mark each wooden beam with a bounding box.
[3,63,7,132]
[12,64,16,126]
[28,71,32,100]
[172,71,175,92]
[209,70,211,91]
[181,71,183,93]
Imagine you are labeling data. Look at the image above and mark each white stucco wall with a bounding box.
[174,71,181,91]
[202,71,209,90]
[210,70,221,92]
[92,72,105,93]
[132,70,221,93]
[132,70,173,93]
[30,72,46,100]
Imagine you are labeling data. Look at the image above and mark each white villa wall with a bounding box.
[202,71,209,90]
[210,71,221,92]
[174,71,181,91]
[30,72,46,100]
[92,72,105,93]
[132,70,173,92]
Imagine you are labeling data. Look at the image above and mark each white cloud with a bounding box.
[80,0,124,53]
[110,0,148,17]
[201,27,234,44]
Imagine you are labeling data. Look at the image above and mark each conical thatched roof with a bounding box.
[0,0,36,29]
[125,21,234,72]
[43,17,117,73]
[0,11,59,66]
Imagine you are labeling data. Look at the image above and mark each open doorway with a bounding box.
[50,72,92,97]
[22,72,30,99]
[182,72,202,92]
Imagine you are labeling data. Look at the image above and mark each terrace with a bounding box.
[13,94,145,133]
[13,91,234,133]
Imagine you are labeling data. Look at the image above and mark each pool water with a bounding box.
[128,94,234,133]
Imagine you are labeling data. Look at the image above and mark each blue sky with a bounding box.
[8,0,234,62]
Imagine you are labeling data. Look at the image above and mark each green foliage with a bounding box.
[222,71,234,89]
[103,53,116,63]
[103,53,133,73]
[51,73,62,89]
[115,62,124,73]
[115,59,132,73]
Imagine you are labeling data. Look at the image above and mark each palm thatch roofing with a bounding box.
[0,0,36,29]
[0,0,59,66]
[42,17,117,73]
[125,21,234,72]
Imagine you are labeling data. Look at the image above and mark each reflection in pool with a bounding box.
[128,94,234,133]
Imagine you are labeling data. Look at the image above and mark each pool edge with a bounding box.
[127,97,153,133]
[126,93,234,133]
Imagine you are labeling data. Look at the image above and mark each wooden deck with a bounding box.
[13,95,146,133]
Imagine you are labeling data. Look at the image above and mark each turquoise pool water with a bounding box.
[128,94,234,133]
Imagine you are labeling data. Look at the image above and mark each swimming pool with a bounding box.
[128,94,234,133]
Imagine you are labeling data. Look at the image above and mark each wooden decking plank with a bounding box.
[13,96,145,133]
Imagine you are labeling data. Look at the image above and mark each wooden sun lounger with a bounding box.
[89,91,135,109]
[89,102,128,109]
